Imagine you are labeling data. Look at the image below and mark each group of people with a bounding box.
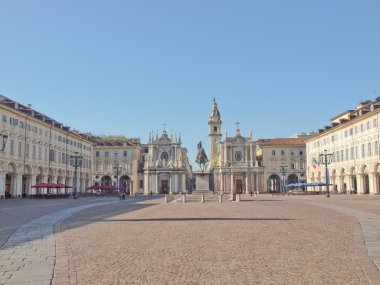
[119,192,127,200]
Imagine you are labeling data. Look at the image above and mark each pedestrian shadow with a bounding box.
[100,217,294,222]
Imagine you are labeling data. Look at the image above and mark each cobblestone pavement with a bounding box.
[52,195,380,285]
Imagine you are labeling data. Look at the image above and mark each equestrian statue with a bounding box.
[196,141,209,173]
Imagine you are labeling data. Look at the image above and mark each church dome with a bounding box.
[210,99,220,118]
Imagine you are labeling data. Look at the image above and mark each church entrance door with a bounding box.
[236,179,243,194]
[161,180,169,194]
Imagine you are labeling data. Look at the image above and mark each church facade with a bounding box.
[143,129,193,194]
[208,100,265,194]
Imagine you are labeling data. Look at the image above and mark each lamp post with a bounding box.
[0,133,8,151]
[113,163,122,194]
[319,149,333,198]
[70,152,83,199]
[280,163,288,194]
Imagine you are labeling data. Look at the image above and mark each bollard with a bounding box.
[201,194,204,203]
[183,194,186,204]
[165,195,168,204]
[219,194,222,203]
[236,194,240,202]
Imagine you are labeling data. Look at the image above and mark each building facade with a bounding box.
[209,100,265,194]
[0,95,93,198]
[307,99,380,195]
[143,129,192,194]
[256,137,308,193]
[92,136,143,194]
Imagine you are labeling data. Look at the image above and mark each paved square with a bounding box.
[1,195,380,285]
[51,195,380,285]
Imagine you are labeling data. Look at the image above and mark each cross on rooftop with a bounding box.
[235,121,240,129]
[162,122,167,131]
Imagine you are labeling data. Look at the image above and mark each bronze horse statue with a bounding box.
[196,141,208,173]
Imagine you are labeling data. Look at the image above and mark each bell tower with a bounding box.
[208,98,222,168]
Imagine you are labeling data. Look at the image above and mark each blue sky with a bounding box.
[0,0,379,166]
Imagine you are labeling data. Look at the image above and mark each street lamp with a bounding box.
[319,149,333,198]
[280,163,288,194]
[70,152,83,199]
[0,133,8,151]
[113,163,122,193]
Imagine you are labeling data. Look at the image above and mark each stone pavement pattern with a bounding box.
[53,197,375,285]
[0,200,118,285]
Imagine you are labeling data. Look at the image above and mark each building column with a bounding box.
[255,172,259,193]
[14,174,22,198]
[155,173,159,194]
[181,173,186,194]
[356,174,364,194]
[224,146,228,166]
[368,172,378,195]
[230,173,234,194]
[169,174,173,194]
[144,172,149,195]
[30,175,37,195]
[0,173,5,198]
[245,173,249,194]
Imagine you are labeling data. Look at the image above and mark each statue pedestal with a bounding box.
[193,171,211,194]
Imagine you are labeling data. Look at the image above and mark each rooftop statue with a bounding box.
[196,141,208,173]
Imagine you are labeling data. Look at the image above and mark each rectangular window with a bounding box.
[124,151,128,157]
[361,144,365,158]
[272,150,276,156]
[2,115,7,123]
[355,126,358,134]
[19,121,24,129]
[95,151,99,157]
[10,139,14,155]
[114,152,118,157]
[350,147,354,160]
[341,150,344,161]
[281,150,285,155]
[367,121,370,130]
[38,147,42,160]
[368,143,372,156]
[355,146,359,159]
[32,145,36,159]
[18,141,22,157]
[345,149,349,161]
[375,141,379,156]
[105,163,109,171]
[373,119,378,128]
[360,124,364,132]
[62,153,66,164]
[49,149,55,162]
[95,163,99,171]
[25,143,30,157]
[105,151,109,157]
[10,117,18,126]
[349,128,353,136]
